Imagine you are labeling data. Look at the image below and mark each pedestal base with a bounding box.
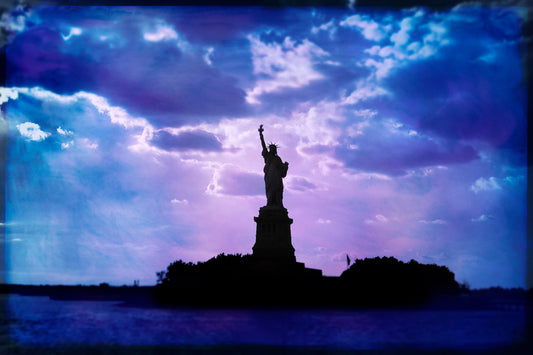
[251,206,322,279]
[252,206,296,264]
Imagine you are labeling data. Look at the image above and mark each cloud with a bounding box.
[391,16,414,47]
[0,87,19,104]
[419,219,447,225]
[365,214,388,224]
[141,20,191,51]
[16,122,50,141]
[171,198,189,205]
[61,140,74,150]
[335,118,479,176]
[353,109,378,119]
[342,9,461,83]
[471,214,494,222]
[340,14,390,41]
[250,62,365,116]
[79,137,98,150]
[7,15,249,126]
[317,218,331,224]
[150,129,222,152]
[288,99,346,151]
[0,2,35,46]
[8,87,154,147]
[163,7,267,44]
[143,25,178,42]
[80,92,150,130]
[470,177,501,194]
[363,58,397,79]
[385,58,525,157]
[246,35,329,104]
[61,27,82,41]
[342,83,388,105]
[503,174,525,186]
[57,126,73,136]
[6,26,101,93]
[311,19,337,39]
[4,86,158,155]
[375,214,388,222]
[379,8,526,161]
[203,47,214,66]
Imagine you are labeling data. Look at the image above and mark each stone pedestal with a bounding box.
[251,206,322,279]
[252,206,296,265]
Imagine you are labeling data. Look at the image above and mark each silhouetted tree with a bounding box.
[156,271,165,285]
[155,254,460,306]
[459,281,470,292]
[340,256,459,304]
[158,254,254,288]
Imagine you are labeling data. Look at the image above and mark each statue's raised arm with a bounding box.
[258,124,267,153]
[258,125,289,208]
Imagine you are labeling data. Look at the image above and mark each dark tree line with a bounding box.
[339,256,459,305]
[157,253,254,287]
[341,256,458,289]
[155,254,462,307]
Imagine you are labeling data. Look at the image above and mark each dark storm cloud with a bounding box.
[96,52,249,127]
[335,124,479,176]
[336,143,478,176]
[161,6,331,45]
[159,7,264,44]
[6,26,100,92]
[6,11,250,127]
[380,8,526,164]
[151,130,223,152]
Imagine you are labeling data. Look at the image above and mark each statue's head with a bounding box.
[269,143,278,155]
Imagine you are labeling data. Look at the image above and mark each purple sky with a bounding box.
[0,3,528,288]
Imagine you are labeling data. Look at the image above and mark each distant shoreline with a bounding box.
[2,256,531,309]
[1,283,531,311]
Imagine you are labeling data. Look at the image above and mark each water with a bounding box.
[1,294,527,349]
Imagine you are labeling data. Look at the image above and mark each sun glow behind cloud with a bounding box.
[2,5,527,288]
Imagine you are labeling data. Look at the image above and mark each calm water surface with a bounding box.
[2,294,527,349]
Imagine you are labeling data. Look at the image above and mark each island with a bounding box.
[152,126,465,307]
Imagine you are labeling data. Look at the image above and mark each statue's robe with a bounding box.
[262,149,288,207]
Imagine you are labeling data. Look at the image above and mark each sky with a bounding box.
[0,2,529,288]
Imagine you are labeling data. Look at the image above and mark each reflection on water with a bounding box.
[2,294,526,349]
